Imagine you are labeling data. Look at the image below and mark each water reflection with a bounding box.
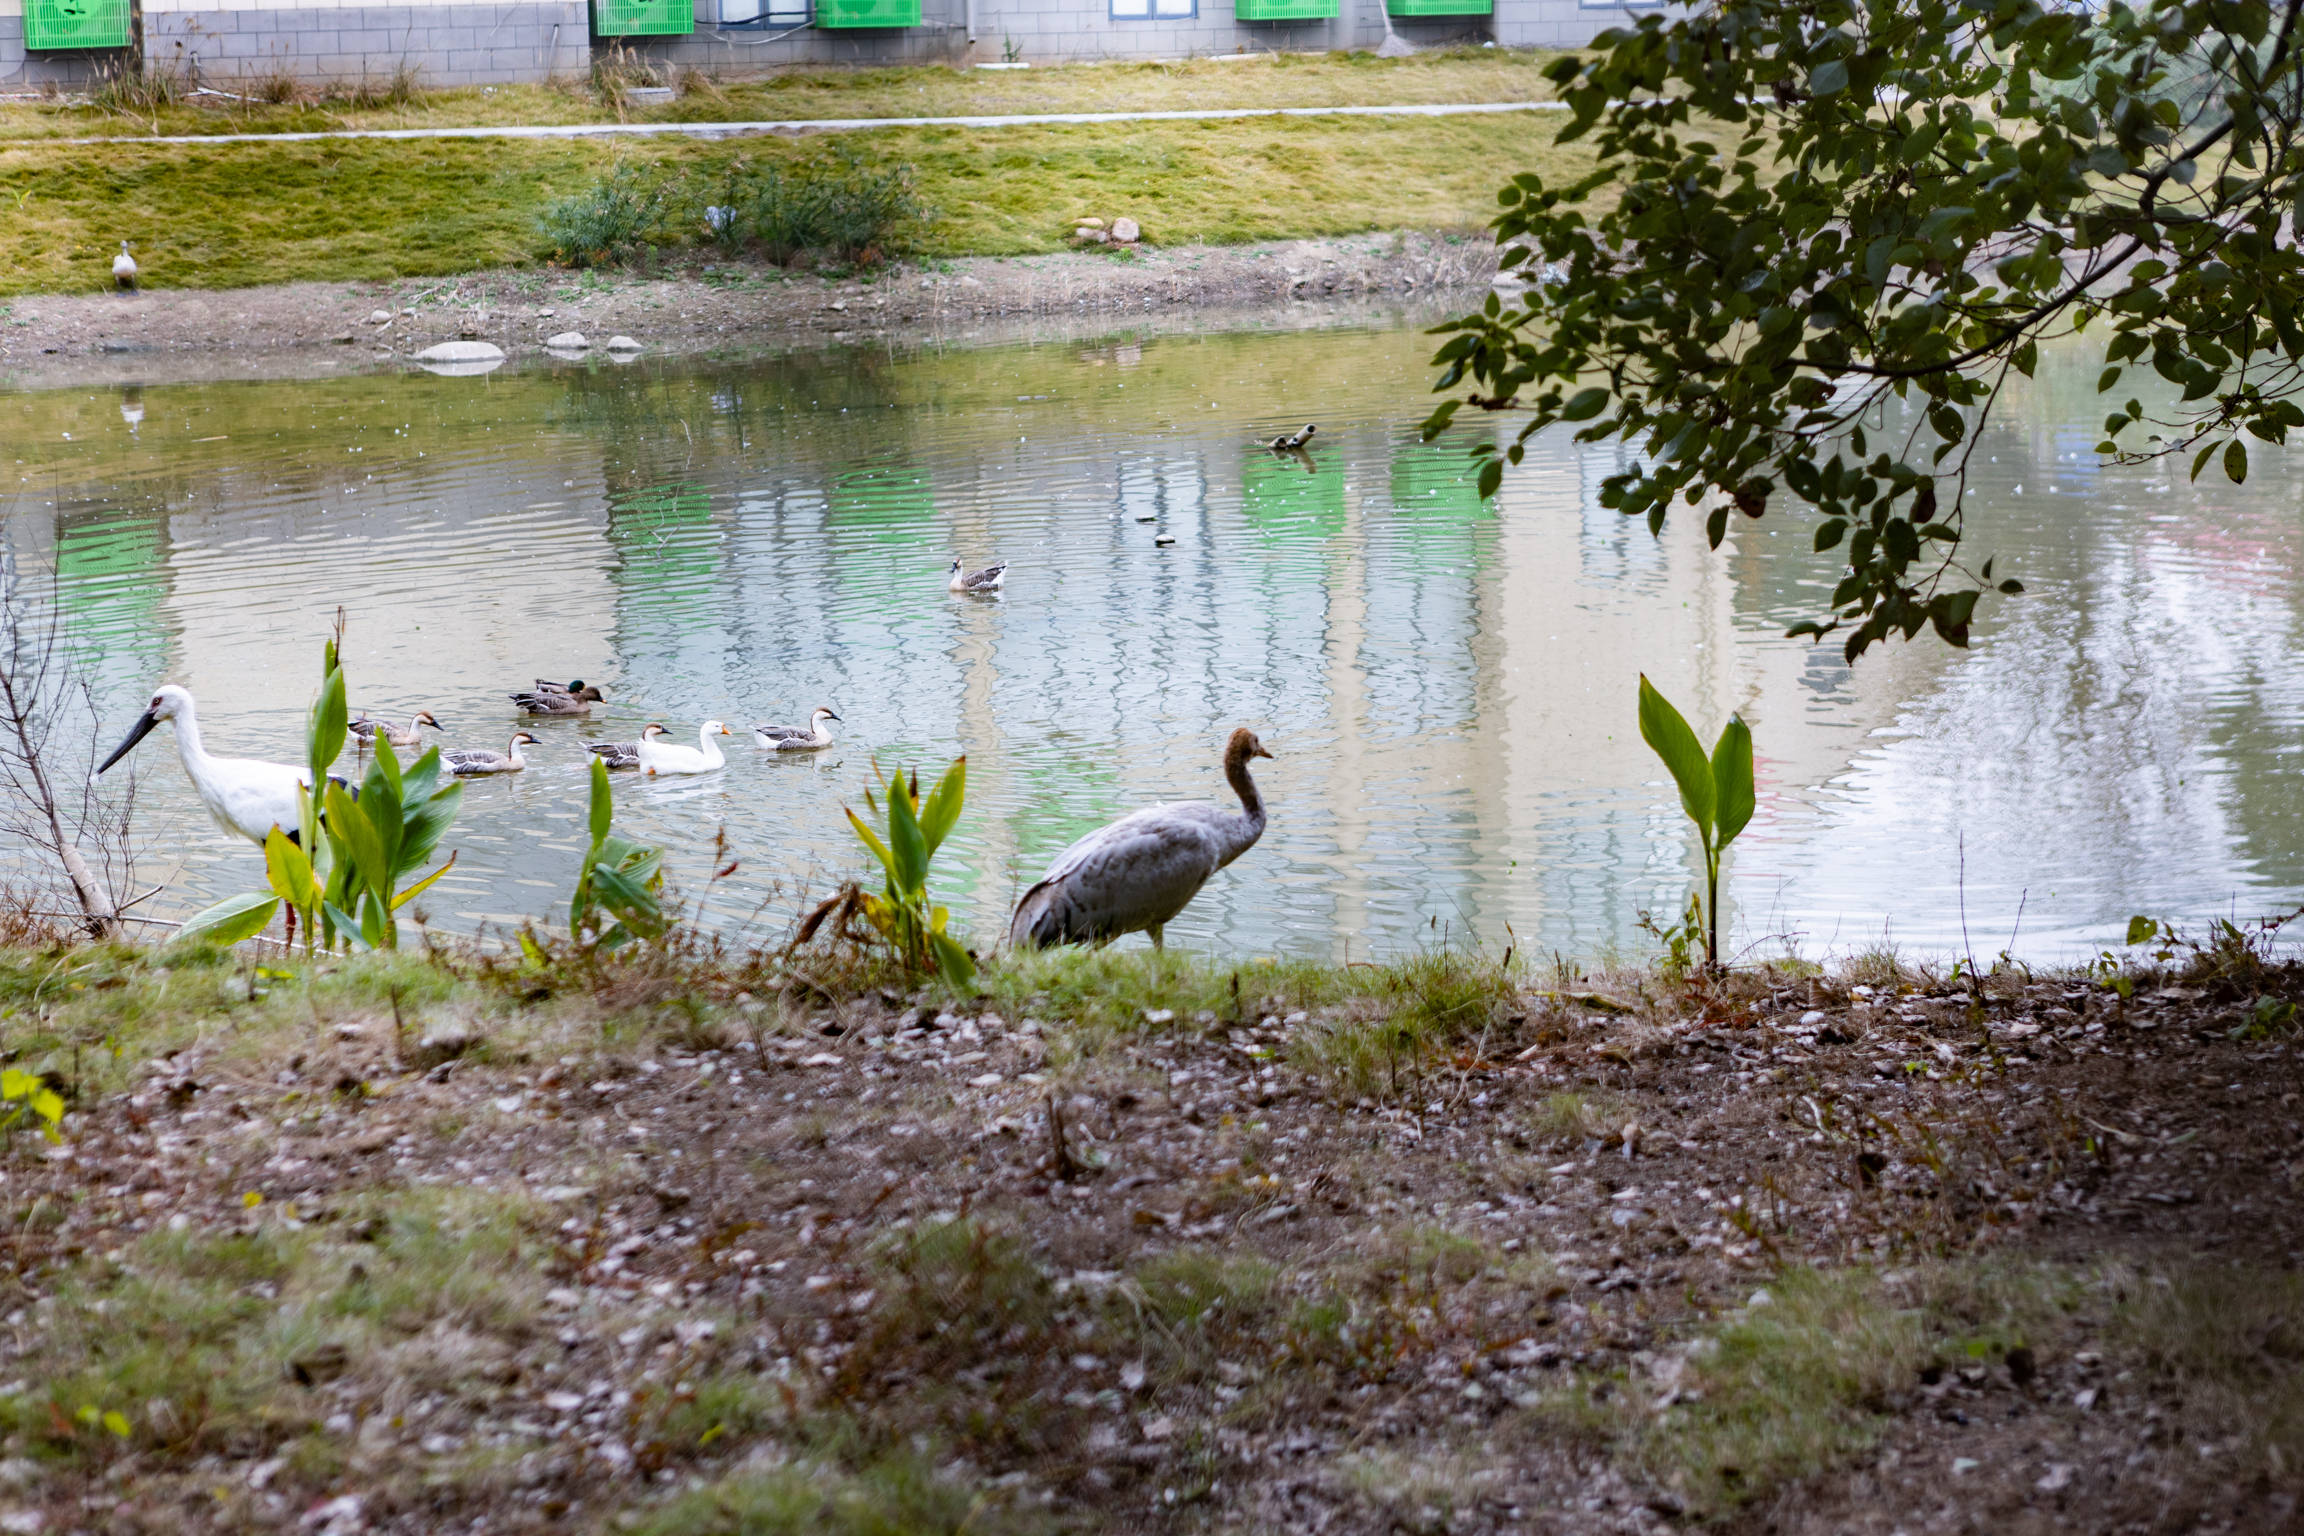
[4,324,2302,963]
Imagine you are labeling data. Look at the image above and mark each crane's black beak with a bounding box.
[97,709,157,774]
[825,712,844,723]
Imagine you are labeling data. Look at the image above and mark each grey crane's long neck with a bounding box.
[1222,753,1268,857]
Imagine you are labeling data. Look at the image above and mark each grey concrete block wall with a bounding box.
[138,2,590,85]
[2,0,1658,97]
[0,14,130,87]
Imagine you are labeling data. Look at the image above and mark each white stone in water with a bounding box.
[604,335,644,353]
[544,331,590,350]
[1111,217,1141,244]
[414,340,505,363]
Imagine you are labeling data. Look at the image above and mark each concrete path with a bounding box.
[47,98,1567,148]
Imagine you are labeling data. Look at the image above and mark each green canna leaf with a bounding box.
[1637,675,1715,847]
[845,807,899,885]
[264,827,319,913]
[175,892,280,948]
[1712,715,1756,849]
[918,755,967,855]
[392,850,458,911]
[589,758,614,846]
[886,777,929,893]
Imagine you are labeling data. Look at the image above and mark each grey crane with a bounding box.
[1008,727,1273,952]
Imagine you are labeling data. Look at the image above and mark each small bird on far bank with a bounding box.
[113,241,137,293]
[1008,726,1273,952]
[1267,423,1316,452]
[948,558,1008,593]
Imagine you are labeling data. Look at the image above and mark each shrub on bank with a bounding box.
[537,153,929,270]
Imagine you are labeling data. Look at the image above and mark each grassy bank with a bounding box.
[0,110,1587,295]
[0,49,1564,142]
[0,925,2293,1533]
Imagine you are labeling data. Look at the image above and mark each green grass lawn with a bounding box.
[0,48,1565,142]
[0,111,1595,295]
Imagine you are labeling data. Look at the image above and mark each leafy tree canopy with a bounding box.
[1427,0,2304,658]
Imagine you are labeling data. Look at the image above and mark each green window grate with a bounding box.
[1385,0,1491,13]
[1236,0,1337,17]
[24,0,131,51]
[591,0,693,36]
[816,0,920,26]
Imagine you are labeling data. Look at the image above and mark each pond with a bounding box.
[5,313,2301,964]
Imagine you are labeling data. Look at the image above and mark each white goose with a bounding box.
[444,731,538,776]
[755,707,840,752]
[112,241,137,292]
[637,720,732,777]
[1008,727,1272,952]
[948,558,1008,594]
[97,684,311,845]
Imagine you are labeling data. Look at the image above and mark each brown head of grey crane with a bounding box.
[1008,727,1272,952]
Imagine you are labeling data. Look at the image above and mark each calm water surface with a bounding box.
[5,316,2301,963]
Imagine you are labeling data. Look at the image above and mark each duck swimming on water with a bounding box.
[349,711,444,750]
[755,707,840,751]
[588,739,642,770]
[948,559,1008,594]
[511,683,605,716]
[637,721,733,777]
[445,732,539,776]
[1009,727,1273,952]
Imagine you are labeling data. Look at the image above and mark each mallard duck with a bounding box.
[755,707,840,751]
[113,241,137,292]
[1267,423,1316,452]
[530,678,589,695]
[348,710,444,750]
[588,738,641,770]
[948,558,1008,594]
[638,721,732,777]
[511,683,604,716]
[445,731,539,776]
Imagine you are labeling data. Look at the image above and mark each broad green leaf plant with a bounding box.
[1637,676,1754,973]
[1428,0,2304,660]
[844,756,975,987]
[570,757,669,950]
[176,633,460,952]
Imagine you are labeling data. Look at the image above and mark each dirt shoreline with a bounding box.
[0,230,1500,389]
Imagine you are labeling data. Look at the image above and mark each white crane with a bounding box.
[112,241,137,292]
[948,558,1008,593]
[1008,727,1273,952]
[444,731,539,776]
[755,707,841,752]
[97,684,310,846]
[638,720,732,777]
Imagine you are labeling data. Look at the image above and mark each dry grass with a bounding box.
[0,110,1588,296]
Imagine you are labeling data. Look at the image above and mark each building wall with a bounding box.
[1,0,1665,90]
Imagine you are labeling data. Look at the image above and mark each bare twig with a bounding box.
[0,580,136,939]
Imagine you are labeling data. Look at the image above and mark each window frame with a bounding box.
[1109,0,1198,20]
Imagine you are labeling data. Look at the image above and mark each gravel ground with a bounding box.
[0,944,2294,1536]
[0,231,1500,390]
